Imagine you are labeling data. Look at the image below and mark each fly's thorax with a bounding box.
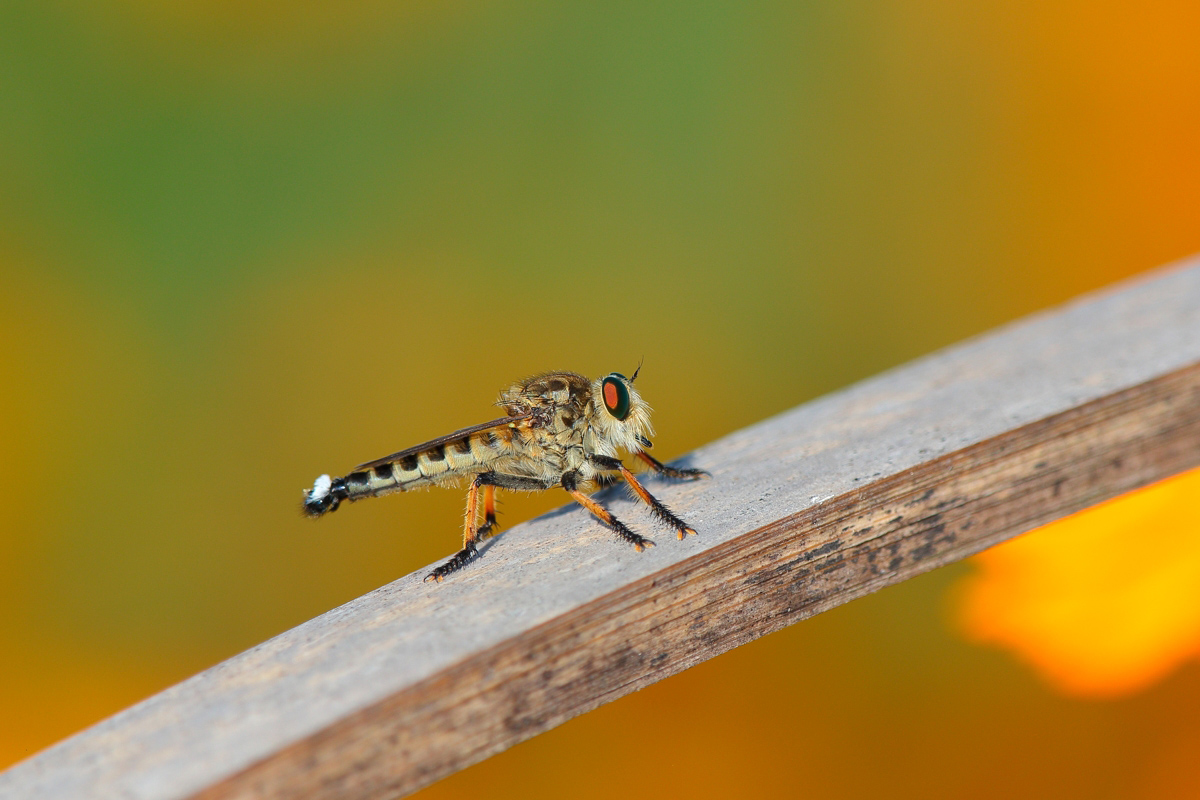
[499,371,595,459]
[501,371,592,415]
[587,373,653,456]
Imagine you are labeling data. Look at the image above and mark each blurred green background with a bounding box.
[3,0,1200,796]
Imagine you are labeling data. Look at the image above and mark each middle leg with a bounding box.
[561,470,653,551]
[590,455,698,540]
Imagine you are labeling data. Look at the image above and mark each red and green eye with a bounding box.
[601,373,631,420]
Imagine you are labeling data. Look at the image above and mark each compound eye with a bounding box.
[601,374,631,420]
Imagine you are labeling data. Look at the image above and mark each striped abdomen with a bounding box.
[303,419,538,517]
[346,435,487,498]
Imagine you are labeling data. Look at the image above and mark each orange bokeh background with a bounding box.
[958,467,1200,699]
[3,1,1200,797]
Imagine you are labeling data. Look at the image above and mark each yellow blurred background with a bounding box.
[2,1,1199,797]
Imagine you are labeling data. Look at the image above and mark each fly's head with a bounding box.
[589,371,654,455]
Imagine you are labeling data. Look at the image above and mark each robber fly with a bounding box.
[303,368,708,582]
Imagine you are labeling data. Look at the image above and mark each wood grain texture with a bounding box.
[4,257,1200,800]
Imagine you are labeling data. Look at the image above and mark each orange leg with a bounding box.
[426,478,485,583]
[462,478,483,545]
[568,489,654,551]
[427,472,550,583]
[477,484,499,538]
[620,466,697,540]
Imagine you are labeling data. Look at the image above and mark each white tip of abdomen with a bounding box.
[308,474,332,501]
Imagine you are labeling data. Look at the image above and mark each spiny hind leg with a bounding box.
[562,470,653,552]
[590,455,698,540]
[425,476,485,583]
[476,484,499,539]
[425,473,552,583]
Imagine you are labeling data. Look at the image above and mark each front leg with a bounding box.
[636,449,709,480]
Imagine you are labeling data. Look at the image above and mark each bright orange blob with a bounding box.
[956,466,1200,697]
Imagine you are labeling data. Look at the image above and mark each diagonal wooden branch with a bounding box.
[4,257,1200,800]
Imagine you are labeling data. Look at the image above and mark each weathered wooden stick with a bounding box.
[3,258,1200,800]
